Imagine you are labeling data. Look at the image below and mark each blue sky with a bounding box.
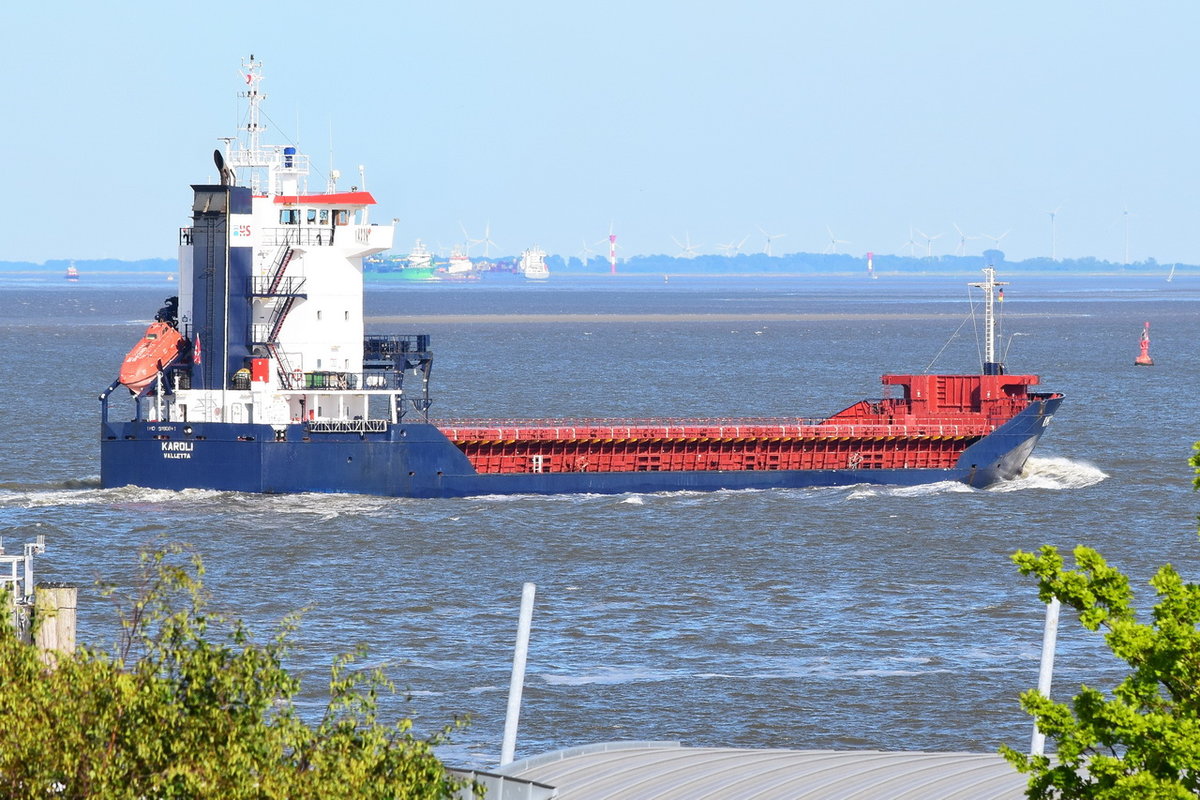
[4,1,1198,264]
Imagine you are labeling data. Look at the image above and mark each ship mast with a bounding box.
[969,266,1008,375]
[224,54,271,194]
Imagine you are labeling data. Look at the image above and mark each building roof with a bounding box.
[485,741,1030,800]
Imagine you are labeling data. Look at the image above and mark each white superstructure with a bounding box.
[164,56,398,428]
[446,246,474,275]
[519,246,550,280]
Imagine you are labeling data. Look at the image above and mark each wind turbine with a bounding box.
[952,223,979,257]
[980,230,1010,251]
[459,221,482,254]
[916,229,943,258]
[671,231,700,258]
[477,221,498,258]
[899,226,920,257]
[717,234,751,257]
[823,226,850,254]
[460,221,497,257]
[1046,206,1061,260]
[578,238,603,263]
[758,225,786,256]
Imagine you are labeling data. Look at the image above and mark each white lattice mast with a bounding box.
[224,54,273,193]
[969,266,1008,375]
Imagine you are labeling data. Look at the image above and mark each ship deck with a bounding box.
[435,417,995,474]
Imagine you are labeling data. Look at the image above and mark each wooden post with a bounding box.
[33,583,77,664]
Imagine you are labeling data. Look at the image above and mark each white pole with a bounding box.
[1030,597,1061,756]
[500,582,537,766]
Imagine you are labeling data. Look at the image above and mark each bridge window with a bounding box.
[306,209,317,224]
[334,210,348,225]
[319,209,329,224]
[279,209,299,224]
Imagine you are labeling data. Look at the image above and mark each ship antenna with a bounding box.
[224,54,272,194]
[969,266,1008,375]
[242,54,264,157]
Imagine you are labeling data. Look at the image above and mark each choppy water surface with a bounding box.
[1,274,1198,768]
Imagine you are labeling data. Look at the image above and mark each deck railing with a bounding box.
[436,418,997,442]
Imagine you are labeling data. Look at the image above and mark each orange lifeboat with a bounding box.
[119,322,185,392]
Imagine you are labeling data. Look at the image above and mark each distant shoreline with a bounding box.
[367,311,1037,324]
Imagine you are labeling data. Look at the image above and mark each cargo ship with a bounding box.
[99,58,1063,498]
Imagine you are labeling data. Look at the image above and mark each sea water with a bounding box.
[0,274,1197,767]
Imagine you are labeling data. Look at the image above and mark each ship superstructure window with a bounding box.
[306,209,317,224]
[280,209,299,224]
[319,209,329,224]
[335,210,348,225]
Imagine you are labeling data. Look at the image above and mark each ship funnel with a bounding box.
[213,149,236,186]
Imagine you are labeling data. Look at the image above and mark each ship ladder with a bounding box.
[267,295,300,342]
[266,245,295,295]
[266,342,303,389]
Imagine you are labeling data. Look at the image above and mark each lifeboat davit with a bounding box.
[119,322,185,392]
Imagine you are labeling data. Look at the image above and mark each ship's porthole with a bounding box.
[183,426,193,436]
[346,456,353,463]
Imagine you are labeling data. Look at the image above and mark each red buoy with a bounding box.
[1134,321,1154,366]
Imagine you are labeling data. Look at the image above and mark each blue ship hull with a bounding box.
[100,396,1062,498]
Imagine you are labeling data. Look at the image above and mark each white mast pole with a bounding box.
[1030,597,1061,756]
[983,267,996,366]
[500,582,537,766]
[969,266,1008,374]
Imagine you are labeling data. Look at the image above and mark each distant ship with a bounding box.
[437,245,479,281]
[65,262,79,281]
[519,246,550,280]
[99,58,1064,498]
[399,240,437,281]
[446,246,473,275]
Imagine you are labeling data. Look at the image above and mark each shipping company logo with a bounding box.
[232,224,253,238]
[161,441,194,460]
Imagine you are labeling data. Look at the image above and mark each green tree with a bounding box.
[1001,448,1200,798]
[0,544,472,799]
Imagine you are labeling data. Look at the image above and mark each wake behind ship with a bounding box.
[99,58,1064,498]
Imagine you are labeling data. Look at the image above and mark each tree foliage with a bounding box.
[1001,546,1200,798]
[0,545,470,799]
[1001,448,1200,798]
